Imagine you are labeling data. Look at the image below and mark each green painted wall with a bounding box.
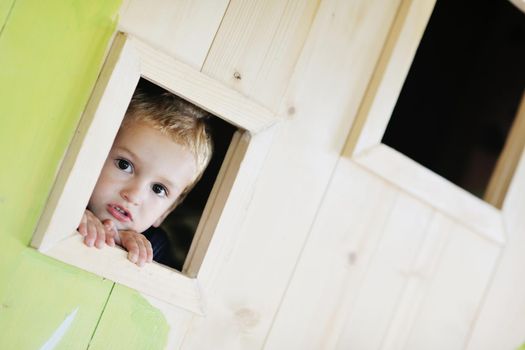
[0,0,167,349]
[89,285,169,350]
[0,0,15,30]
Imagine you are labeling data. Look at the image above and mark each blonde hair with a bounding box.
[123,89,213,208]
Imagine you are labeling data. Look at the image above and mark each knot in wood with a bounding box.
[234,307,260,330]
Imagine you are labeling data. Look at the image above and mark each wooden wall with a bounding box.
[1,0,525,349]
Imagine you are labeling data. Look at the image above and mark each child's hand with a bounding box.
[117,230,153,267]
[77,209,117,248]
[77,210,152,267]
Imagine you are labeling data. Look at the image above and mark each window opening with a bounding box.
[118,78,236,270]
[382,0,525,204]
[30,33,278,310]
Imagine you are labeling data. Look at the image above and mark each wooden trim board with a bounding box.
[354,145,505,244]
[484,91,525,208]
[31,33,140,252]
[343,0,507,244]
[31,32,278,313]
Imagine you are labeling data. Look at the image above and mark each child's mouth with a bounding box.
[107,204,132,222]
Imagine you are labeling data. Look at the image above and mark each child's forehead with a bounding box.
[116,121,195,163]
[119,120,184,147]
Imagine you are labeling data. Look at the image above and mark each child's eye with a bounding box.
[152,183,168,197]
[115,158,133,173]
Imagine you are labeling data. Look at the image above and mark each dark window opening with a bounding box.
[382,0,525,201]
[136,79,236,270]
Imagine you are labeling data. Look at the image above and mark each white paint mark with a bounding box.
[39,307,78,350]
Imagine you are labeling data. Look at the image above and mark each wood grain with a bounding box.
[354,144,505,244]
[180,0,403,348]
[118,0,230,69]
[202,0,320,112]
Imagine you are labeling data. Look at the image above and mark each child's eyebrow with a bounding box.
[159,177,179,192]
[114,146,137,159]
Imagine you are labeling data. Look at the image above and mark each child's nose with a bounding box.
[120,184,144,205]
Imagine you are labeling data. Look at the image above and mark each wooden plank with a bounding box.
[195,125,278,289]
[202,0,320,112]
[131,36,276,133]
[118,0,230,69]
[485,91,525,208]
[465,145,525,350]
[266,162,496,350]
[378,213,451,350]
[354,144,506,244]
[508,0,525,14]
[183,130,249,277]
[46,234,205,315]
[402,215,500,350]
[179,0,403,348]
[264,159,399,349]
[31,33,140,251]
[267,167,501,350]
[332,191,434,350]
[0,250,114,350]
[344,0,436,156]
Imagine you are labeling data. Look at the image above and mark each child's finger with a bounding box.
[123,235,139,264]
[135,238,148,267]
[77,213,88,236]
[85,218,97,247]
[103,220,116,247]
[139,237,153,265]
[144,238,153,263]
[94,220,106,249]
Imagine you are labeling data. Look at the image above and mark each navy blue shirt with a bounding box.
[143,227,172,265]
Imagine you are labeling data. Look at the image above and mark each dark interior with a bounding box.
[382,0,525,199]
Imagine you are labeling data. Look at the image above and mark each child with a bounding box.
[77,87,213,267]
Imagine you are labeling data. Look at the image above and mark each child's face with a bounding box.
[88,120,197,233]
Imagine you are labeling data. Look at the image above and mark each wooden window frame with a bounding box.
[343,0,525,245]
[31,32,277,314]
